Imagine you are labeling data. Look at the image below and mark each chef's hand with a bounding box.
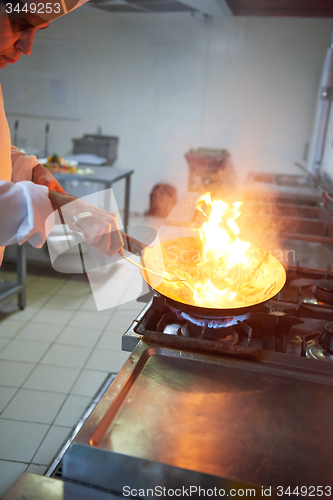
[71,212,125,257]
[48,191,124,257]
[32,164,67,194]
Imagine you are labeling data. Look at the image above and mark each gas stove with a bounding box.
[44,184,333,498]
[122,265,333,363]
[44,273,333,498]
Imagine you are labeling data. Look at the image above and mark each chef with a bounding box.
[0,0,124,267]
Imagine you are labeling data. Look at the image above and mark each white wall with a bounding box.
[3,10,332,212]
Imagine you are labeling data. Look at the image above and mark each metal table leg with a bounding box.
[124,174,131,233]
[104,183,111,212]
[17,244,26,309]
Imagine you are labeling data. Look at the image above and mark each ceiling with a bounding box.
[225,0,333,17]
[87,0,198,14]
[87,0,333,17]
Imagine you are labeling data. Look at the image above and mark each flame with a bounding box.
[142,192,286,309]
[196,193,250,268]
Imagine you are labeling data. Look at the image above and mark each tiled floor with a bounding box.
[0,215,155,497]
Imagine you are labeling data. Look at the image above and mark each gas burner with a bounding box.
[314,280,333,305]
[319,322,333,353]
[179,323,239,344]
[306,344,333,362]
[178,312,249,344]
[157,307,245,343]
[301,281,333,309]
[177,310,250,342]
[179,311,249,328]
[127,278,332,360]
[306,323,333,362]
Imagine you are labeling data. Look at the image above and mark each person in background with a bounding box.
[0,0,124,266]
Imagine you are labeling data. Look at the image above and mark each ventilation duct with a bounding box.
[87,0,232,16]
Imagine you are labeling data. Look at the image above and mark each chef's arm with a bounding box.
[48,190,124,257]
[0,180,53,248]
[48,190,76,212]
[11,146,39,182]
[11,146,65,193]
[32,164,66,193]
[0,182,123,256]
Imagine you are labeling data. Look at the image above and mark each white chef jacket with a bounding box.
[0,85,53,266]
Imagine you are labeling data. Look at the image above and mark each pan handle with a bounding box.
[119,231,147,255]
[72,212,147,256]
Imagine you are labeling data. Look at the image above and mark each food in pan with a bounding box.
[141,193,286,310]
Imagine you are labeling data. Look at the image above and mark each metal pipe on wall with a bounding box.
[307,28,333,183]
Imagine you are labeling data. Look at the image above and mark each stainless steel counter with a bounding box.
[66,340,333,491]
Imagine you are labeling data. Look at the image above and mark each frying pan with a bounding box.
[124,234,286,318]
[70,213,286,317]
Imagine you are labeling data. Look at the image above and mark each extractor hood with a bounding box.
[86,0,232,16]
[87,0,333,17]
[226,0,333,17]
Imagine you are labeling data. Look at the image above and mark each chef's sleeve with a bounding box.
[11,146,40,182]
[0,180,53,247]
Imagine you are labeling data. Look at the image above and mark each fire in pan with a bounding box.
[139,194,286,318]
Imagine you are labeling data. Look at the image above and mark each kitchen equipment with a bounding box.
[72,134,119,166]
[166,181,333,250]
[41,182,333,497]
[139,236,286,316]
[44,263,333,497]
[44,123,50,157]
[62,337,333,493]
[55,264,333,495]
[185,148,237,197]
[307,29,333,183]
[73,214,184,283]
[122,254,185,283]
[58,262,333,494]
[13,119,19,148]
[71,194,285,312]
[119,230,184,282]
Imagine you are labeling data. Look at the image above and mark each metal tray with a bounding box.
[74,339,333,489]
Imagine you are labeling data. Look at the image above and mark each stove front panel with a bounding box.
[75,342,333,489]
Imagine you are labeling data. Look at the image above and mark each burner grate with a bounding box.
[133,296,303,354]
[127,267,333,360]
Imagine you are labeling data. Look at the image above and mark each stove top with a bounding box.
[122,265,333,363]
